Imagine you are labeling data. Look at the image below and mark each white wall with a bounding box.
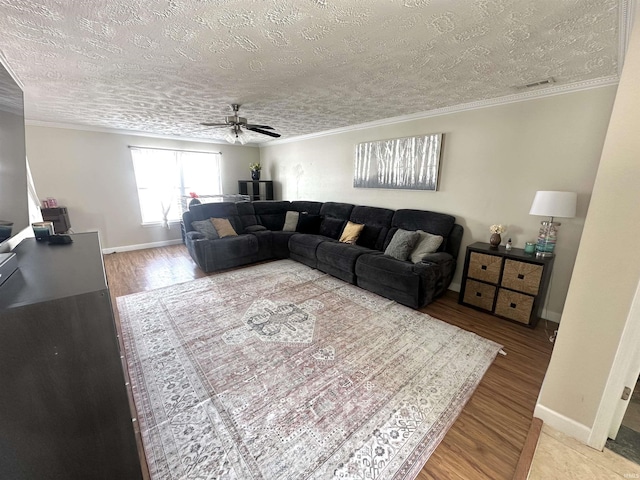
[535,9,640,444]
[25,126,260,250]
[260,87,617,321]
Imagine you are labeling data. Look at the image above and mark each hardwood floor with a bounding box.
[104,244,555,480]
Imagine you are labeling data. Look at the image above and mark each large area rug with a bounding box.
[118,260,501,480]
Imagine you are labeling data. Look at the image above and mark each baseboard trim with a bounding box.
[533,404,592,444]
[102,239,183,254]
[512,417,543,480]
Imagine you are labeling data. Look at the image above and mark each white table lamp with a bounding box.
[529,191,577,257]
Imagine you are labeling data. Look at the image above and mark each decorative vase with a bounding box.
[188,198,201,209]
[251,170,260,181]
[489,233,501,248]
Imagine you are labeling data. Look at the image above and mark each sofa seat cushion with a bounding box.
[316,241,375,284]
[271,231,297,259]
[251,230,274,261]
[288,233,332,269]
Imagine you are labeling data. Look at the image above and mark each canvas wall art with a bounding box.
[354,133,443,190]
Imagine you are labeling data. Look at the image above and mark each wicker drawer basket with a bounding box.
[501,259,543,295]
[495,289,534,324]
[468,252,503,284]
[462,279,496,311]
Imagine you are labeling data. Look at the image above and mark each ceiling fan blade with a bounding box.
[247,127,281,138]
[200,122,229,127]
[245,124,274,130]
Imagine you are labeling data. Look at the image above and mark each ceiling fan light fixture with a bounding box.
[202,104,280,142]
[224,132,236,144]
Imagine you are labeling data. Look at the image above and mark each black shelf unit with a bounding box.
[238,180,274,201]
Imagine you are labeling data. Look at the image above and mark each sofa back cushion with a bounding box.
[386,209,456,252]
[296,213,322,234]
[319,217,346,239]
[318,202,354,239]
[349,205,394,251]
[319,202,355,220]
[252,200,292,230]
[236,202,259,230]
[290,201,323,215]
[189,202,244,234]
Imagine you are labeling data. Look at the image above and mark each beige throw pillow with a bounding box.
[410,230,444,263]
[211,218,238,238]
[339,221,365,244]
[283,211,299,231]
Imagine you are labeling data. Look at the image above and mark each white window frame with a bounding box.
[130,146,223,226]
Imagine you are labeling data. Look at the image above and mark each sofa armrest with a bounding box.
[186,231,206,241]
[420,251,453,265]
[244,224,268,233]
[418,251,456,299]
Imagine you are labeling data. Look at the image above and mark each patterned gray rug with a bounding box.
[118,260,501,480]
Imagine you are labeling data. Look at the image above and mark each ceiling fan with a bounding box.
[201,104,281,144]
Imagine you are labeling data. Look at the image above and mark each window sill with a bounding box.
[141,220,182,228]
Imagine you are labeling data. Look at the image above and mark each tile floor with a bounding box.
[529,425,640,479]
[606,379,640,466]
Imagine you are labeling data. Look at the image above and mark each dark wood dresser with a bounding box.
[0,233,142,479]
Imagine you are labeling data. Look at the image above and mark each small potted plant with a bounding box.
[188,191,201,208]
[249,162,262,181]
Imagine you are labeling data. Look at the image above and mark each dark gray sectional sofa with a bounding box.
[183,200,463,309]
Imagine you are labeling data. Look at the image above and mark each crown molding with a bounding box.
[618,0,634,75]
[261,75,620,147]
[0,49,24,90]
[24,119,260,147]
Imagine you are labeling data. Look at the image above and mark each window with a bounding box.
[130,147,222,225]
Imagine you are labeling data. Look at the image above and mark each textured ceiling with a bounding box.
[0,0,623,145]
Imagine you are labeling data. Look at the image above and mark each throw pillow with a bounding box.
[384,229,420,261]
[191,219,219,240]
[211,218,237,238]
[296,213,322,234]
[410,230,444,263]
[339,221,365,244]
[319,217,346,239]
[282,211,300,232]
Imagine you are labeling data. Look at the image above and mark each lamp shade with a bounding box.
[529,191,577,218]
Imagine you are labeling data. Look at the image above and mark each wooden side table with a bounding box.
[458,242,554,327]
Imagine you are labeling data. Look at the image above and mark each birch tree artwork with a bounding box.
[354,134,442,190]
